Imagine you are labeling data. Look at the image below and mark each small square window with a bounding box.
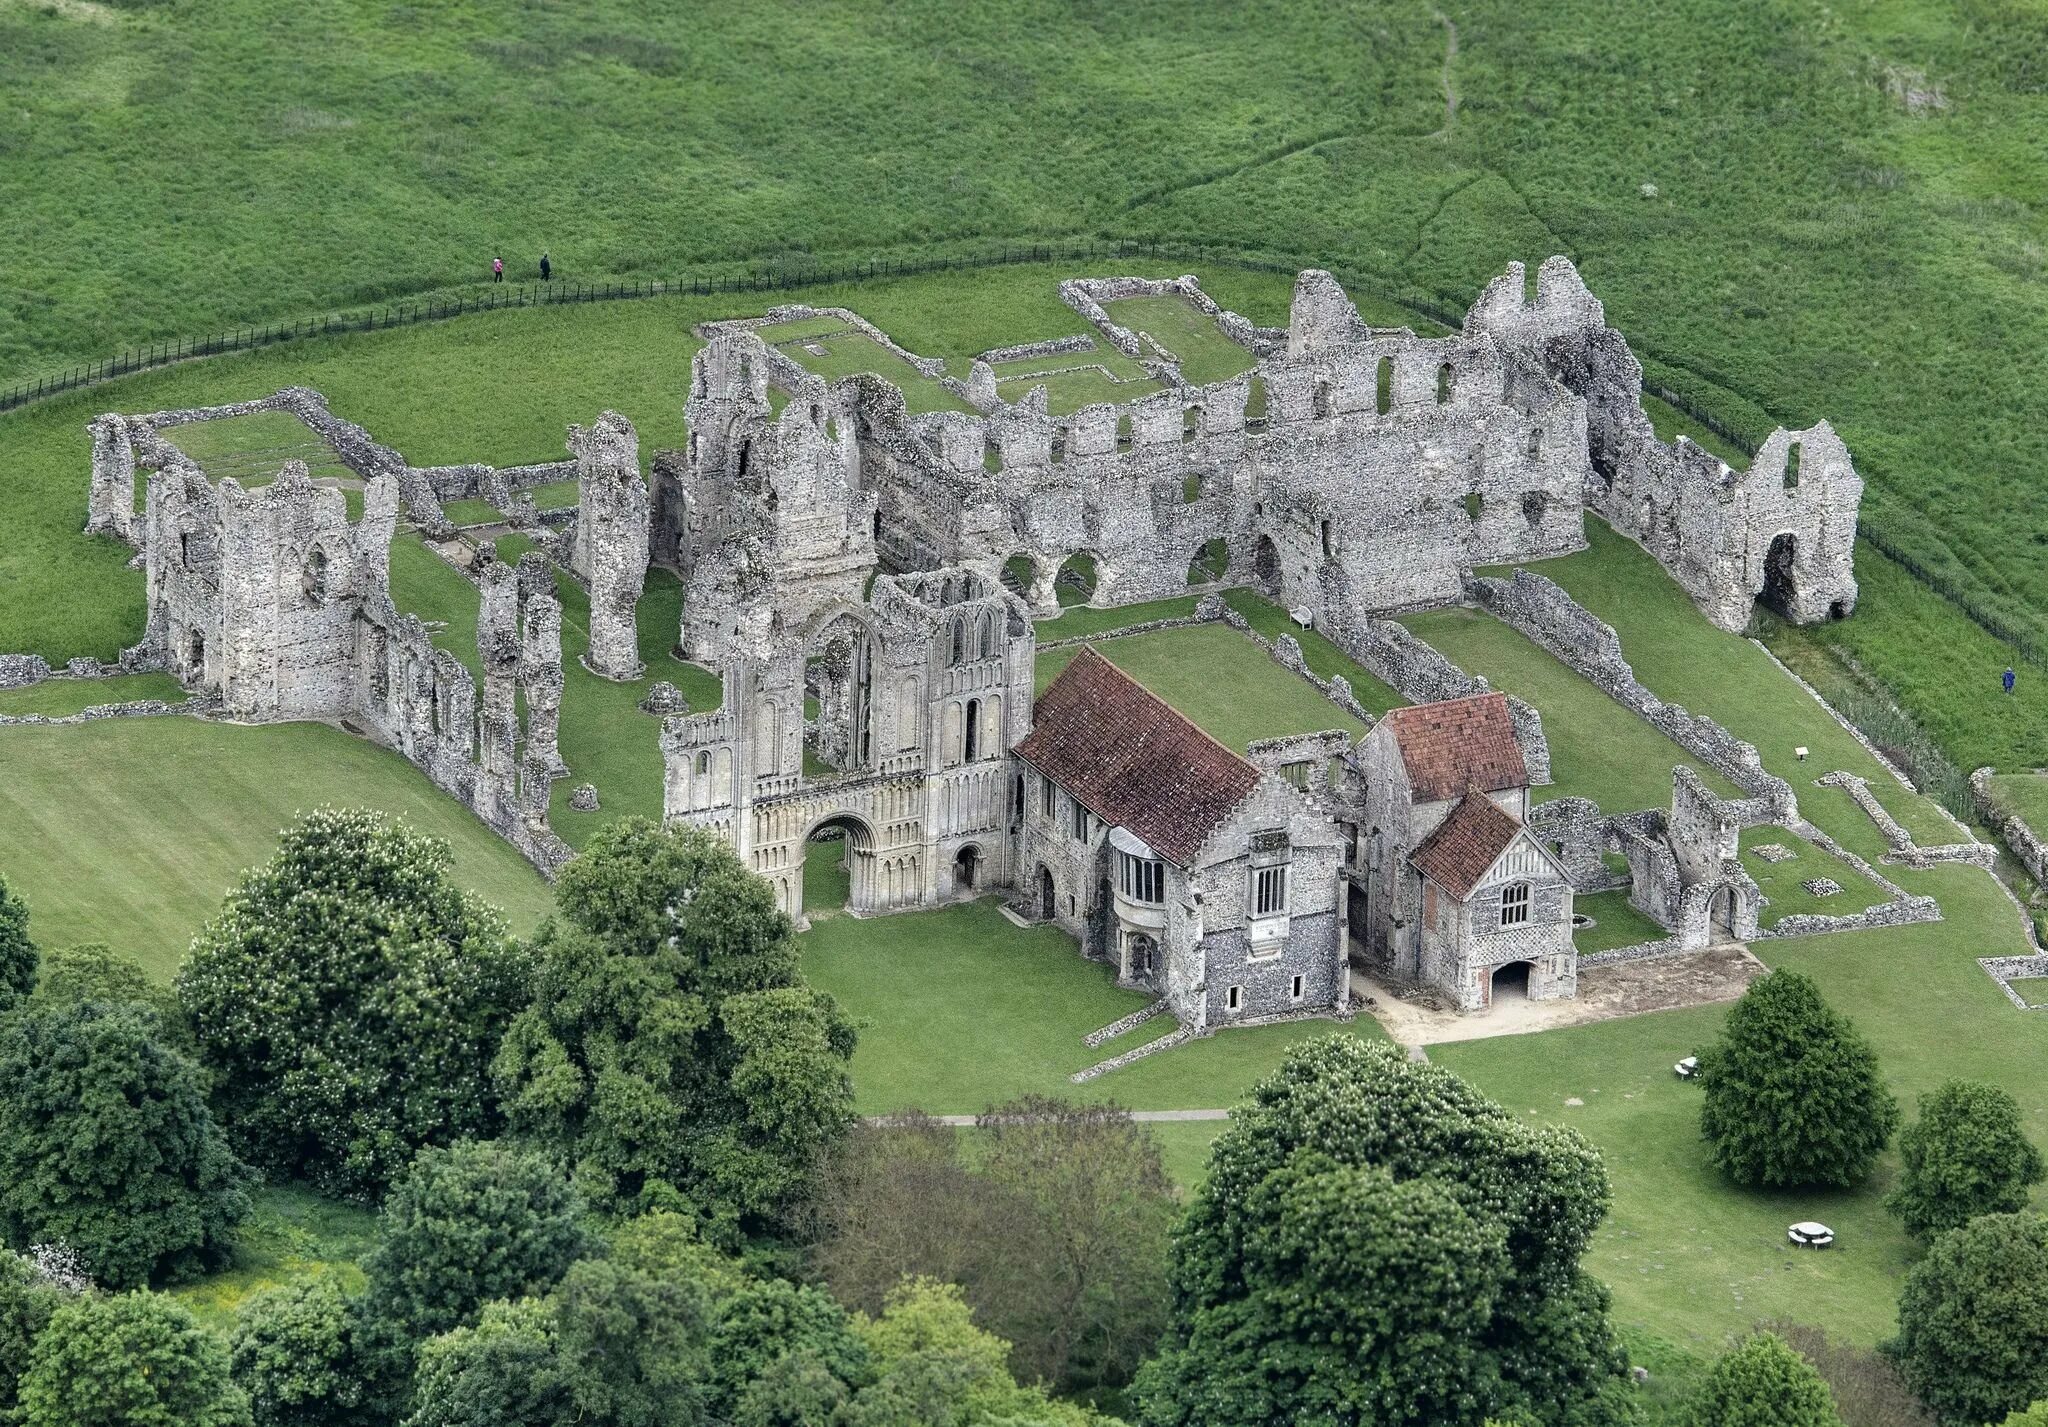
[1290,974,1304,1002]
[1226,985,1242,1012]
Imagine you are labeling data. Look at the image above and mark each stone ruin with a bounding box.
[1465,257,1863,631]
[566,410,649,680]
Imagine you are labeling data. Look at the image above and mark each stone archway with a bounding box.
[953,843,981,894]
[803,812,880,916]
[1490,959,1534,1007]
[1760,532,1801,619]
[1037,865,1057,922]
[1711,884,1740,941]
[1253,535,1282,596]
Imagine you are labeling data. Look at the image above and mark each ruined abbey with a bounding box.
[69,256,1871,1025]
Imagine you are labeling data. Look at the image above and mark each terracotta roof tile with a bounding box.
[1016,648,1261,866]
[1410,791,1524,900]
[1380,692,1527,803]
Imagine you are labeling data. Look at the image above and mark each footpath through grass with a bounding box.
[0,718,555,980]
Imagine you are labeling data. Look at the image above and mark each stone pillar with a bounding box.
[475,564,521,827]
[568,411,649,680]
[86,415,138,544]
[521,587,566,776]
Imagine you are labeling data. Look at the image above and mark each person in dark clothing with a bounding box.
[540,252,552,281]
[2005,666,2017,696]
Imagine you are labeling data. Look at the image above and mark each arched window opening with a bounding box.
[1313,379,1334,421]
[302,548,330,603]
[963,698,981,762]
[978,612,995,659]
[695,749,711,775]
[1375,356,1392,416]
[1321,519,1336,560]
[1785,441,1802,489]
[1500,881,1531,927]
[872,509,882,540]
[1436,362,1454,405]
[1526,427,1544,460]
[949,619,965,666]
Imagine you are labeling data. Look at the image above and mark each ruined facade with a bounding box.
[1465,257,1863,632]
[567,411,650,680]
[1611,767,1764,948]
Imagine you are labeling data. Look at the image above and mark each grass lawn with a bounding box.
[999,367,1163,414]
[1033,595,1201,641]
[167,1187,377,1334]
[163,411,355,487]
[1511,520,1959,853]
[0,719,556,980]
[1989,772,2048,834]
[801,897,1381,1115]
[1571,890,1666,953]
[1739,827,1890,927]
[1221,590,1405,713]
[1033,623,1364,751]
[528,479,581,510]
[0,672,184,715]
[1100,294,1257,384]
[440,497,504,527]
[1440,859,2045,1359]
[1399,605,1741,813]
[758,321,968,414]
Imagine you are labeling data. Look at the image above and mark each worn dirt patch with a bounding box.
[1355,942,1766,1046]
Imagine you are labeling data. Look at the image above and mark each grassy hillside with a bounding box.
[6,0,2048,658]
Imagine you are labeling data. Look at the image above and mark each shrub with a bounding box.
[0,1251,67,1424]
[1886,1080,2044,1239]
[1697,970,1898,1188]
[1680,1333,1842,1427]
[0,872,36,1015]
[1886,1212,2048,1426]
[20,1290,250,1427]
[0,1000,252,1287]
[1132,1036,1631,1427]
[229,1279,395,1427]
[360,1139,599,1343]
[179,809,531,1200]
[1767,1322,1934,1427]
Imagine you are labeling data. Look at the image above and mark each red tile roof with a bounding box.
[1379,692,1527,804]
[1409,791,1524,899]
[1017,648,1261,866]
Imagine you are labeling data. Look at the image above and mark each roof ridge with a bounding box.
[1059,644,1258,779]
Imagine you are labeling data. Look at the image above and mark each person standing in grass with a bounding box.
[492,256,504,283]
[540,252,552,281]
[2006,666,2018,696]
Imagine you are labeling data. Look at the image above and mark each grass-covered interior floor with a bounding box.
[0,718,556,981]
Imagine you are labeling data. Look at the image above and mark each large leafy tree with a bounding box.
[1697,970,1898,1189]
[0,1000,253,1288]
[492,820,855,1240]
[0,872,37,1015]
[1680,1333,1842,1427]
[1133,1036,1632,1427]
[360,1139,599,1343]
[402,1258,710,1427]
[1886,1079,2044,1239]
[1887,1212,2048,1427]
[229,1278,399,1427]
[179,809,532,1200]
[20,1290,251,1427]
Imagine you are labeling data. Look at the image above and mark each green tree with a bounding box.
[0,873,37,1015]
[1697,970,1898,1189]
[178,809,531,1200]
[1132,1036,1631,1427]
[1998,1406,2048,1426]
[707,1277,872,1423]
[1886,1080,2045,1239]
[0,1252,67,1425]
[20,1291,250,1427]
[361,1140,598,1343]
[402,1258,709,1427]
[1887,1212,2048,1426]
[0,1000,252,1288]
[1680,1333,1842,1427]
[229,1279,396,1427]
[492,820,855,1240]
[33,943,194,1058]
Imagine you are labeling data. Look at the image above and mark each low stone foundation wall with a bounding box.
[1973,767,2048,885]
[979,335,1094,364]
[0,697,203,729]
[1467,569,1792,820]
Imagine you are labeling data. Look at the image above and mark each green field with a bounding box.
[1738,827,1890,927]
[1570,890,1667,953]
[0,718,556,981]
[1989,772,2048,835]
[1100,294,1257,384]
[0,672,184,715]
[1034,622,1365,751]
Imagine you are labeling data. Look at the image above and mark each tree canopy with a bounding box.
[361,1139,599,1343]
[1697,970,1898,1189]
[230,1277,396,1427]
[178,809,532,1200]
[1133,1035,1631,1427]
[1680,1333,1842,1427]
[491,820,855,1241]
[1887,1212,2048,1427]
[0,1252,66,1425]
[0,872,37,1015]
[1886,1079,2045,1239]
[19,1290,250,1427]
[0,999,252,1288]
